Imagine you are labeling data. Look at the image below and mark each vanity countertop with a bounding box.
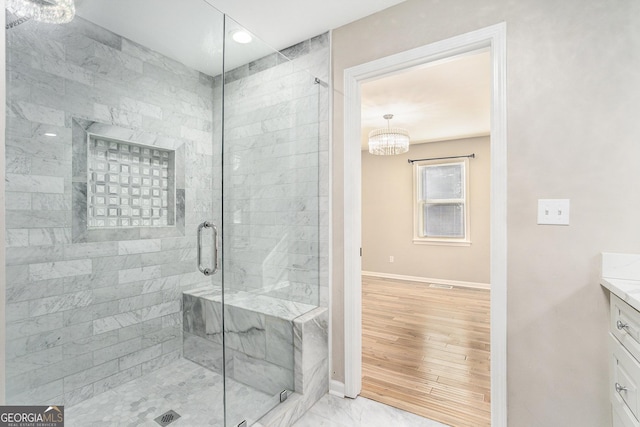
[601,252,640,312]
[601,277,640,313]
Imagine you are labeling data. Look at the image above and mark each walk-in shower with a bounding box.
[4,1,329,425]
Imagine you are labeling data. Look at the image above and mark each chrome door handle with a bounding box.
[615,382,627,393]
[617,320,629,331]
[212,222,219,274]
[197,221,218,276]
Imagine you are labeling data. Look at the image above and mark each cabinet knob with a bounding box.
[615,382,627,393]
[617,320,629,330]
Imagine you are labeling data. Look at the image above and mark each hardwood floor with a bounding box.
[361,275,491,427]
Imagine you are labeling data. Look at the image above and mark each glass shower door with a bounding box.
[221,16,323,426]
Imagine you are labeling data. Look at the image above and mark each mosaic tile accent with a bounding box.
[87,136,174,228]
[71,119,186,243]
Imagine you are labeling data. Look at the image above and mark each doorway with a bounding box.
[359,50,491,425]
[342,23,507,426]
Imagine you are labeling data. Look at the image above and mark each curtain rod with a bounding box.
[407,153,475,164]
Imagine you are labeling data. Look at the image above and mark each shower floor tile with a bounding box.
[66,358,275,427]
[66,358,448,427]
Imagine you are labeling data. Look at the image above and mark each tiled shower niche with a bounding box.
[87,136,175,228]
[72,119,186,243]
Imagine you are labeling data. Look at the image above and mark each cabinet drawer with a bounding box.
[614,403,640,427]
[611,333,640,423]
[611,294,640,361]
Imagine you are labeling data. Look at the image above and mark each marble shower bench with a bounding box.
[182,287,328,420]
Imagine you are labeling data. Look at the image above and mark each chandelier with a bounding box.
[6,0,75,25]
[368,114,410,155]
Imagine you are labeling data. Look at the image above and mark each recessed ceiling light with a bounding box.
[231,30,252,44]
[44,132,57,137]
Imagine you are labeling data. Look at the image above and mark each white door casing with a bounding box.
[342,23,507,426]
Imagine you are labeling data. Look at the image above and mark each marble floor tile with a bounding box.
[292,394,450,427]
[65,357,448,427]
[65,358,276,427]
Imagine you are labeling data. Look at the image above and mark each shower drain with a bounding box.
[154,409,181,426]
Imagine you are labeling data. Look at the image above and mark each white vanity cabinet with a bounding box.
[601,253,640,426]
[610,294,640,427]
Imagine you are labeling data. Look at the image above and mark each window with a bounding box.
[414,159,470,245]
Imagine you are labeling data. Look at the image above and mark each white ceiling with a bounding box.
[75,0,407,75]
[361,50,491,150]
[202,0,407,52]
[74,0,246,74]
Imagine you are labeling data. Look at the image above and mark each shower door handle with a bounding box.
[197,221,218,276]
[211,223,219,274]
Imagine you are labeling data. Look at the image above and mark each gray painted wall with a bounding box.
[331,0,640,425]
[362,136,490,284]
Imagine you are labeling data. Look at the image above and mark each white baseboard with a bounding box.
[361,271,490,290]
[329,380,345,398]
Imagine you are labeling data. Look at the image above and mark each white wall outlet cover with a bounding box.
[537,199,570,225]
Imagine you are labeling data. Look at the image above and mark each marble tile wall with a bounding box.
[5,17,217,406]
[221,33,330,308]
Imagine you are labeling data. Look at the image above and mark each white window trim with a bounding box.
[412,158,471,246]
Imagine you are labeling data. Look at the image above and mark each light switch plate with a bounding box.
[537,199,570,225]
